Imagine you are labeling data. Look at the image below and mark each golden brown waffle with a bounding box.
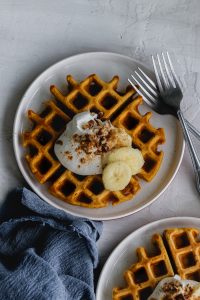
[164,228,200,281]
[23,74,165,208]
[112,228,200,300]
[112,234,174,300]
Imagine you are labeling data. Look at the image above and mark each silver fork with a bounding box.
[129,65,200,139]
[128,53,200,194]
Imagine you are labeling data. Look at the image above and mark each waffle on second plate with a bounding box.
[112,227,200,300]
[22,74,165,208]
[112,234,174,300]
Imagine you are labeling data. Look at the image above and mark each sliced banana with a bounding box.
[112,128,132,148]
[102,147,144,175]
[102,161,132,191]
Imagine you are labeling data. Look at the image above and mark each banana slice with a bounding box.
[102,161,132,191]
[102,147,144,175]
[111,128,132,148]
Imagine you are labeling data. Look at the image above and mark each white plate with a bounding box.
[96,216,200,300]
[13,52,185,220]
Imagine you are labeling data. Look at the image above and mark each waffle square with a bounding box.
[23,74,165,208]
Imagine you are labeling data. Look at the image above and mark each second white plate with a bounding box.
[96,216,200,300]
[13,52,184,220]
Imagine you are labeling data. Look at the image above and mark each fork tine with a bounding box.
[131,74,157,103]
[137,67,157,89]
[152,55,164,92]
[161,52,175,88]
[166,52,182,90]
[135,70,158,97]
[157,53,170,88]
[128,78,156,108]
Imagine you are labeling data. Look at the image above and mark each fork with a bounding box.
[128,53,200,194]
[129,64,200,140]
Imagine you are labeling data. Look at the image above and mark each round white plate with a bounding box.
[13,52,184,220]
[96,216,200,300]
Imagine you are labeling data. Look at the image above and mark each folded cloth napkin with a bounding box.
[0,188,103,300]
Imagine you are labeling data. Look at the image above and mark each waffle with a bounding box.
[112,234,174,300]
[164,228,200,281]
[112,228,200,300]
[23,74,165,208]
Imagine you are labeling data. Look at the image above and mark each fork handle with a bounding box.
[185,119,200,141]
[177,110,200,194]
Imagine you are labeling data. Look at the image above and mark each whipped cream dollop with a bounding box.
[148,275,200,300]
[54,111,132,175]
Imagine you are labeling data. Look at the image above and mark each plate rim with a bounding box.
[96,216,200,299]
[13,51,185,220]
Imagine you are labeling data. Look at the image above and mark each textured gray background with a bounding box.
[1,0,200,269]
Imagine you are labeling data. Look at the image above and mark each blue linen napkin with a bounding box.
[0,188,103,300]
